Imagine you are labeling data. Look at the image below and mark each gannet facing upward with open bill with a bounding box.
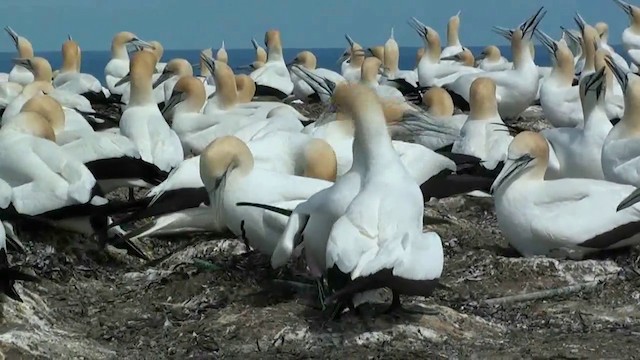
[542,66,612,180]
[145,40,166,73]
[442,7,546,119]
[104,31,153,99]
[613,0,640,70]
[476,45,512,71]
[200,136,333,255]
[53,37,111,103]
[4,27,34,86]
[492,131,640,259]
[536,30,582,128]
[118,51,184,172]
[250,30,294,100]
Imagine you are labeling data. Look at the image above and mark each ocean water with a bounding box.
[0,45,627,82]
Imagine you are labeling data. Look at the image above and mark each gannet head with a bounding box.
[162,75,206,117]
[265,29,283,52]
[477,45,501,62]
[235,74,256,103]
[302,138,337,182]
[613,0,640,32]
[13,57,52,82]
[111,31,153,59]
[367,45,385,64]
[153,58,193,89]
[20,81,54,98]
[199,136,254,190]
[361,56,383,84]
[290,51,317,70]
[202,53,238,108]
[61,38,80,73]
[4,27,34,58]
[5,111,56,142]
[441,48,475,66]
[491,131,549,193]
[595,22,610,42]
[252,38,268,63]
[216,41,228,64]
[422,88,454,117]
[20,94,65,133]
[446,12,462,46]
[469,77,499,120]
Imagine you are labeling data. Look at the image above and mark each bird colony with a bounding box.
[2,3,640,322]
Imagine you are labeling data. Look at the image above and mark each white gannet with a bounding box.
[339,35,367,83]
[440,12,464,60]
[359,57,405,102]
[380,28,419,92]
[236,38,267,73]
[542,66,611,180]
[613,0,640,69]
[4,27,34,86]
[410,18,482,88]
[442,8,546,118]
[476,45,513,72]
[267,83,443,314]
[492,130,640,259]
[117,51,184,172]
[561,27,584,75]
[151,58,193,104]
[601,55,640,187]
[536,30,582,128]
[452,77,512,173]
[200,136,333,255]
[289,51,345,102]
[422,87,467,131]
[104,31,153,99]
[53,37,111,103]
[595,22,630,73]
[439,47,476,68]
[249,30,294,99]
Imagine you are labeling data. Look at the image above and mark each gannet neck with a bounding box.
[361,57,382,84]
[511,30,534,70]
[235,75,256,103]
[217,41,229,64]
[199,136,254,190]
[255,43,267,63]
[174,76,206,113]
[383,34,400,74]
[200,48,213,77]
[508,131,549,182]
[5,112,56,141]
[61,39,79,73]
[594,49,614,91]
[111,31,138,60]
[302,138,338,182]
[595,22,609,43]
[20,95,65,132]
[147,41,164,62]
[622,76,640,134]
[214,60,239,109]
[469,77,499,120]
[350,44,365,68]
[446,14,461,47]
[129,51,156,106]
[426,27,442,61]
[581,26,599,73]
[265,30,284,61]
[295,51,317,70]
[423,88,454,117]
[18,37,34,59]
[415,48,425,67]
[30,57,53,82]
[579,68,607,123]
[552,42,576,85]
[21,81,53,97]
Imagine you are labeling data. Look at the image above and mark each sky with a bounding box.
[0,0,631,52]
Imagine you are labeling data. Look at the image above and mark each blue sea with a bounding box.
[0,45,627,81]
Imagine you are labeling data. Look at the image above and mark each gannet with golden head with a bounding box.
[338,34,368,83]
[379,28,420,95]
[289,50,345,103]
[476,45,512,71]
[104,31,154,98]
[249,30,294,99]
[118,51,184,171]
[442,8,546,118]
[492,131,640,259]
[440,12,464,61]
[613,0,640,69]
[4,27,34,86]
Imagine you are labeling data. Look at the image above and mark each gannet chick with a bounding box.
[250,30,294,100]
[118,51,184,172]
[542,66,611,180]
[4,27,34,86]
[492,131,640,259]
[536,30,582,128]
[200,136,333,255]
[452,77,511,174]
[476,45,512,71]
[442,8,546,118]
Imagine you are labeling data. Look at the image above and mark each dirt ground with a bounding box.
[2,105,640,359]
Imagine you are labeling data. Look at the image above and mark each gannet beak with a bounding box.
[200,53,216,75]
[161,90,186,117]
[4,26,19,48]
[613,0,633,16]
[152,70,173,89]
[492,26,514,41]
[11,58,31,70]
[534,29,558,55]
[114,73,131,87]
[129,37,154,49]
[605,55,629,91]
[490,155,533,194]
[344,34,355,48]
[191,63,200,69]
[617,188,640,211]
[251,38,260,50]
[522,7,547,39]
[440,54,461,62]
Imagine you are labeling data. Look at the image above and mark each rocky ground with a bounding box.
[3,105,640,359]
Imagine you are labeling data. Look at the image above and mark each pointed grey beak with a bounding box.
[613,0,634,16]
[4,27,19,48]
[161,91,186,117]
[440,54,461,62]
[11,58,31,70]
[152,71,173,89]
[251,38,260,50]
[129,37,154,50]
[617,187,640,211]
[490,155,533,194]
[114,73,131,87]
